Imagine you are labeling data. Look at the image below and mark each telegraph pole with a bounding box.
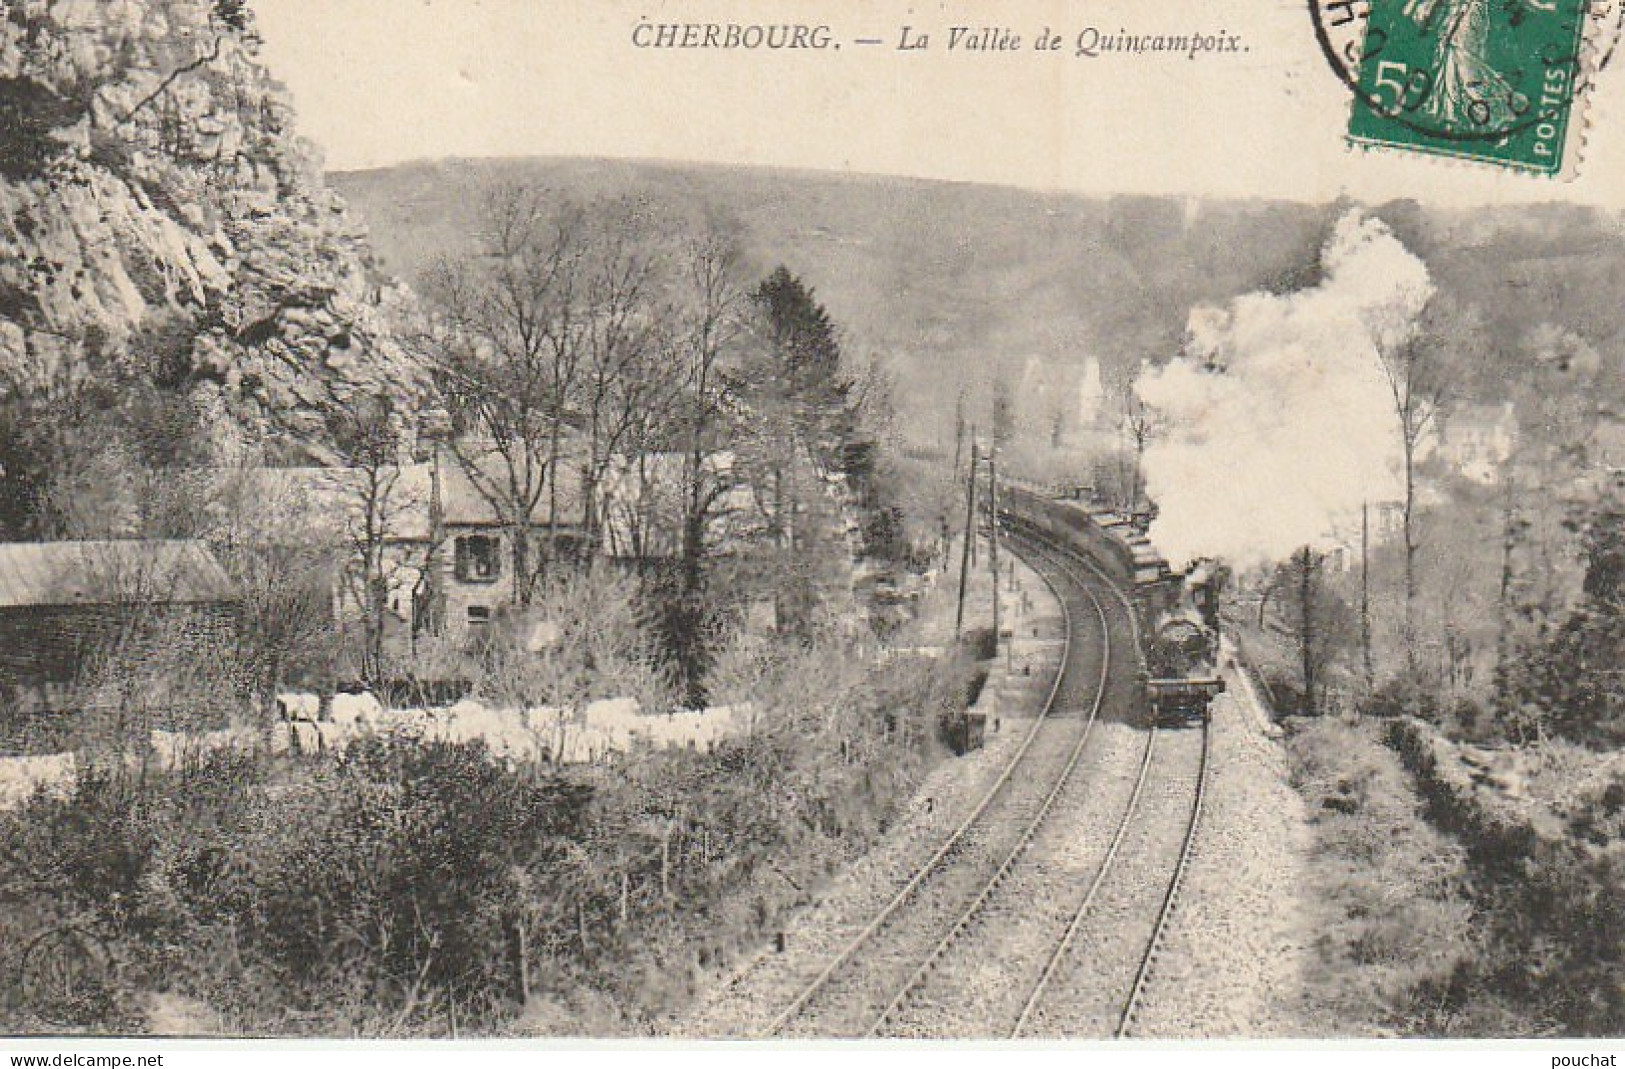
[987,448,1000,652]
[954,437,979,640]
[1360,500,1373,688]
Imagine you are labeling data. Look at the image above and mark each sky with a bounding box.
[253,0,1625,207]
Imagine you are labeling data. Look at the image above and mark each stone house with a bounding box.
[1437,401,1518,485]
[432,451,587,639]
[228,443,771,651]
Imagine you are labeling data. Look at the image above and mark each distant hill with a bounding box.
[332,158,1625,446]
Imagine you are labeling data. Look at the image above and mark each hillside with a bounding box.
[333,158,1625,447]
[332,159,1329,446]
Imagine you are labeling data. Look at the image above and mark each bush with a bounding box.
[1382,717,1625,1034]
[226,738,592,1027]
[1359,675,1439,721]
[0,622,960,1035]
[960,626,997,662]
[1285,717,1473,1032]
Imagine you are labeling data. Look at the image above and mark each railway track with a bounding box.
[871,536,1214,1039]
[1011,716,1211,1038]
[758,534,1112,1038]
[686,520,1212,1040]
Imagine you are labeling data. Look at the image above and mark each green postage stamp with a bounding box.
[1346,0,1593,176]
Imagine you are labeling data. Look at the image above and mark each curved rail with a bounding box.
[1116,715,1212,1038]
[1009,725,1160,1037]
[997,497,1212,1040]
[759,532,1096,1037]
[864,535,1114,1035]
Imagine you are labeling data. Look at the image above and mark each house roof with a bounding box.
[219,465,436,542]
[0,540,238,609]
[200,450,606,545]
[437,450,586,528]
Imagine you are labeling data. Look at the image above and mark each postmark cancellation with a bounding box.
[1323,0,1615,177]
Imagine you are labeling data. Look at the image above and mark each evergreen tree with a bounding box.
[749,266,851,464]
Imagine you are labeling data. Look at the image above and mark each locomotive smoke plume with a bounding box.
[1134,210,1434,571]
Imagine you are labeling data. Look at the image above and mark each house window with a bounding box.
[466,605,491,627]
[454,535,501,583]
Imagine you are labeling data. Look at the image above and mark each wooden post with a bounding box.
[1298,547,1318,715]
[1360,501,1373,689]
[660,825,671,897]
[517,919,531,1005]
[955,438,979,640]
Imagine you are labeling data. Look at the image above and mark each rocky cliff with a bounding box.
[0,0,423,485]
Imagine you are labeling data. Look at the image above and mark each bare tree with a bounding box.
[1375,328,1447,673]
[70,541,246,761]
[208,470,343,729]
[991,379,1015,453]
[327,392,410,689]
[416,185,589,605]
[664,226,751,696]
[1270,546,1355,716]
[573,200,676,565]
[1120,386,1160,515]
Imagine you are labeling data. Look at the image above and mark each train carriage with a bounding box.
[1000,483,1225,722]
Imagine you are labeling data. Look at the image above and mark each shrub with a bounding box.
[0,625,958,1035]
[218,738,593,1028]
[1360,674,1439,721]
[1285,717,1473,1032]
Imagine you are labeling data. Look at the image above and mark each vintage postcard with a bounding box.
[2,0,1624,1054]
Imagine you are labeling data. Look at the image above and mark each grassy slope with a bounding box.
[1285,717,1473,1035]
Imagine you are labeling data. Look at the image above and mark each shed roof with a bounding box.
[0,540,238,609]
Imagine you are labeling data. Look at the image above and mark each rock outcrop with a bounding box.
[0,0,425,472]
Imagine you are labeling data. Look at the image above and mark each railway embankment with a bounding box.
[1379,717,1625,1035]
[1385,716,1576,850]
[1271,708,1625,1035]
[1278,714,1472,1035]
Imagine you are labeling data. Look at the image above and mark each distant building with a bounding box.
[1321,500,1407,573]
[222,444,765,648]
[218,451,588,646]
[0,540,239,717]
[1437,401,1518,485]
[1590,418,1625,471]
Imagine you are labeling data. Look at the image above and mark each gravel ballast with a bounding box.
[1125,675,1313,1038]
[678,549,1068,1038]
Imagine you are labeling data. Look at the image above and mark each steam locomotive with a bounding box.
[999,482,1226,722]
[1143,560,1225,723]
